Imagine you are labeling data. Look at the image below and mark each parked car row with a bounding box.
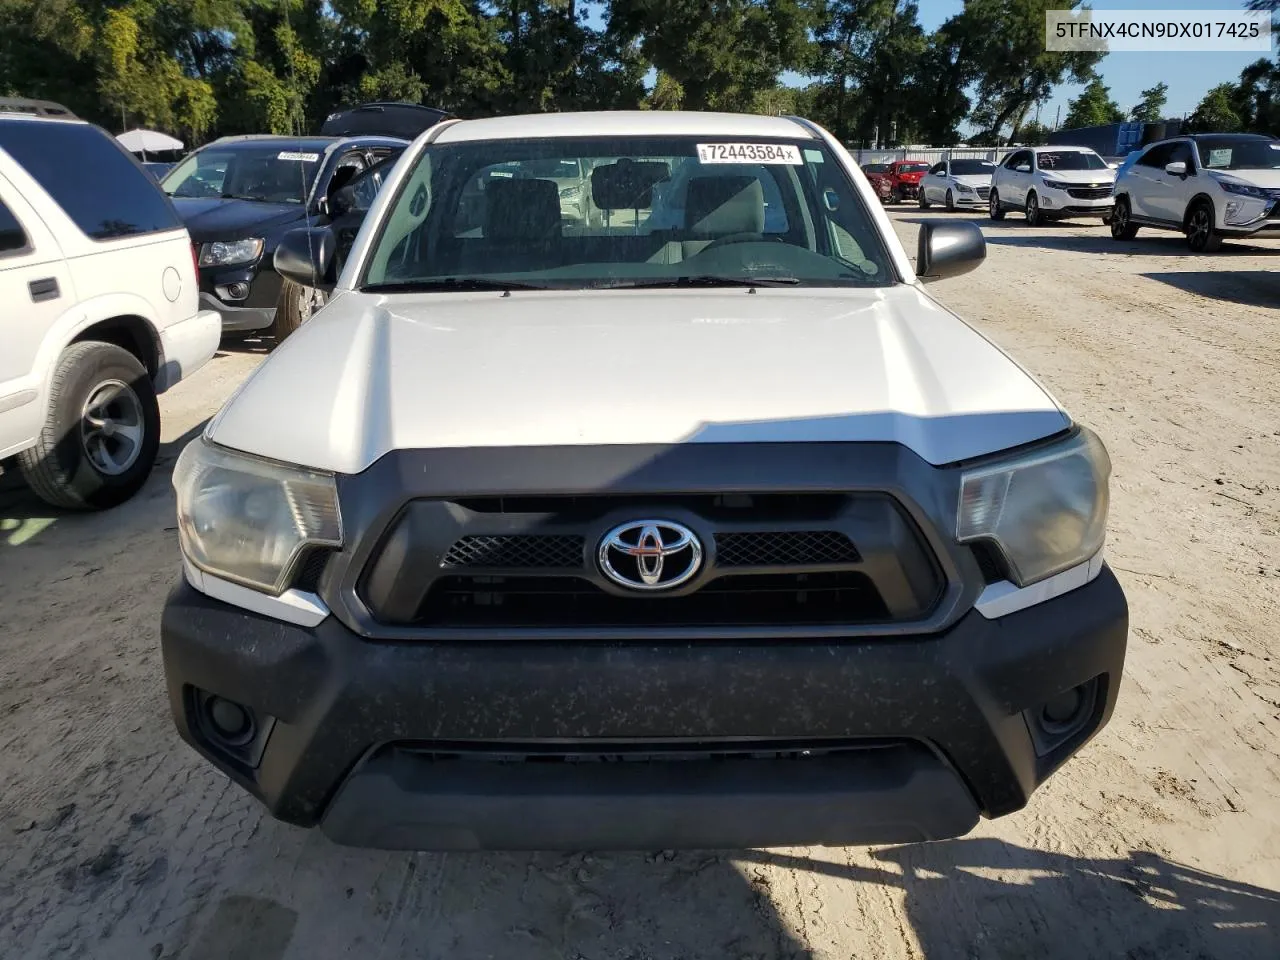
[860,131,1280,253]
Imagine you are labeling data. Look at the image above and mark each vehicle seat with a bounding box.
[681,175,765,258]
[451,178,563,274]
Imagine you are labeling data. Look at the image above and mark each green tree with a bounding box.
[908,15,977,146]
[1232,57,1279,133]
[961,0,1103,141]
[1129,82,1168,122]
[608,0,816,111]
[1063,78,1124,129]
[1188,82,1242,132]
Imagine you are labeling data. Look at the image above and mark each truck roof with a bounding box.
[433,111,818,144]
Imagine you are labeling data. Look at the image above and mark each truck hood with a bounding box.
[207,286,1070,474]
[171,197,307,242]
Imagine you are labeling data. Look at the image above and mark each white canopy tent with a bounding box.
[116,128,184,156]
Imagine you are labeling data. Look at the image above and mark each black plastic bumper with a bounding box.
[160,567,1127,851]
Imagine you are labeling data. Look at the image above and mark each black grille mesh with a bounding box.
[716,531,859,567]
[442,535,584,569]
[1067,186,1112,200]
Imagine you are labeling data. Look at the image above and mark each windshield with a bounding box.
[161,144,323,203]
[1197,138,1280,171]
[949,159,996,176]
[899,163,930,173]
[361,135,894,291]
[1037,151,1107,171]
[862,163,890,174]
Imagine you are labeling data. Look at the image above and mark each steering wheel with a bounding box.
[699,232,784,252]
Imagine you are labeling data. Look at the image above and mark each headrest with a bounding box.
[591,159,670,210]
[484,178,562,241]
[685,175,765,235]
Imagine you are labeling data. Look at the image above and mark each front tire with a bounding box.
[890,186,902,205]
[945,189,956,212]
[1025,192,1043,226]
[1110,196,1138,239]
[17,342,160,510]
[918,190,930,209]
[272,277,328,344]
[988,190,1005,220]
[1186,201,1222,253]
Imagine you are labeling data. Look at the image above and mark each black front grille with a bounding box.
[421,572,889,628]
[716,531,859,567]
[395,737,905,764]
[442,534,584,569]
[975,186,990,200]
[1067,186,1112,200]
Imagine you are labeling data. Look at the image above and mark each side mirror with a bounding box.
[1164,161,1188,177]
[917,220,986,282]
[1016,164,1031,173]
[274,227,338,291]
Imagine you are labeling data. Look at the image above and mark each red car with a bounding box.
[863,160,931,204]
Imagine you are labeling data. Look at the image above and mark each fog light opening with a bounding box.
[1040,687,1085,732]
[205,695,255,746]
[216,282,251,302]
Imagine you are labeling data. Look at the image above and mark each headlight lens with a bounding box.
[957,429,1110,587]
[1040,179,1069,190]
[559,185,582,200]
[953,180,975,192]
[173,438,342,594]
[1215,178,1267,199]
[199,238,265,268]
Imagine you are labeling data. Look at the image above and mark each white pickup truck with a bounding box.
[162,110,1128,852]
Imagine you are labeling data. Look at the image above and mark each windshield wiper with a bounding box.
[361,277,547,293]
[221,193,266,201]
[606,275,801,289]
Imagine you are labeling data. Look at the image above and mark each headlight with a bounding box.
[953,181,975,193]
[957,429,1110,587]
[1040,179,1069,190]
[559,185,582,201]
[1215,177,1267,199]
[199,238,265,268]
[173,438,342,594]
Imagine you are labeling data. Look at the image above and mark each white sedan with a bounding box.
[918,158,997,211]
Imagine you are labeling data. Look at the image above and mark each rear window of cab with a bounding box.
[0,119,183,241]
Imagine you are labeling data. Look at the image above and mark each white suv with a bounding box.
[0,116,220,508]
[1111,133,1280,252]
[989,145,1116,226]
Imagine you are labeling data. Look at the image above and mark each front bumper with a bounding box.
[1040,195,1114,218]
[161,567,1128,850]
[951,192,986,207]
[198,261,282,333]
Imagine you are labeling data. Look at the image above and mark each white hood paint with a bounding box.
[950,174,993,188]
[207,287,1069,474]
[1209,168,1280,189]
[1036,169,1115,185]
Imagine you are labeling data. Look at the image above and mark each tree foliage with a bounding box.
[1189,83,1243,133]
[0,0,1268,149]
[1129,82,1167,123]
[1063,78,1124,129]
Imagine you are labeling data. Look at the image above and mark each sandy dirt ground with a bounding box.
[1,210,1278,959]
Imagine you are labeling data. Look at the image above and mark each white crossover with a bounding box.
[1110,132,1280,251]
[989,145,1116,226]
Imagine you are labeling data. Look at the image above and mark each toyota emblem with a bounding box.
[598,520,703,591]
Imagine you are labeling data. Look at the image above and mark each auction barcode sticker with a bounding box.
[697,143,803,165]
[277,151,320,162]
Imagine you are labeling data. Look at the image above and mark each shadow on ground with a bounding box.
[1143,270,1280,310]
[744,838,1280,959]
[0,418,208,550]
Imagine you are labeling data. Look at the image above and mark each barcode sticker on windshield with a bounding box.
[277,151,320,162]
[697,143,803,165]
